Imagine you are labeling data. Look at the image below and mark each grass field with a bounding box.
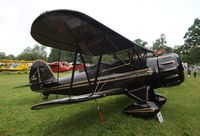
[0,72,200,136]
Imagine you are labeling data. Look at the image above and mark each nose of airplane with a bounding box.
[158,53,184,87]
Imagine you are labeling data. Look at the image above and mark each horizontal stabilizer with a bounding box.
[13,84,30,89]
[31,94,104,110]
[13,81,58,89]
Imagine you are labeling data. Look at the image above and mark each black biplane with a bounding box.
[29,10,184,119]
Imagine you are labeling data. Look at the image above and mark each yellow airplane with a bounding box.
[0,60,33,71]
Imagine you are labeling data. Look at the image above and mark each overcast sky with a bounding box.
[0,0,199,56]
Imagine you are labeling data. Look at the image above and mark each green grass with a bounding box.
[0,72,200,136]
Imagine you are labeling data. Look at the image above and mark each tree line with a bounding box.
[0,45,47,61]
[1,18,199,65]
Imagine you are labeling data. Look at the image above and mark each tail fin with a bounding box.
[29,60,56,91]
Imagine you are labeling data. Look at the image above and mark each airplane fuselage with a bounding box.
[30,53,184,98]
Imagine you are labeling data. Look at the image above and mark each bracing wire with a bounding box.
[80,42,94,57]
[105,34,129,65]
[93,71,104,94]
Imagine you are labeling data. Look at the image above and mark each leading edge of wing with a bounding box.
[31,9,154,56]
[31,94,104,110]
[31,88,124,110]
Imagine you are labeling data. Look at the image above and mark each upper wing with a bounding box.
[31,9,154,56]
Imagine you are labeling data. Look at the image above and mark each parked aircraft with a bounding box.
[48,62,71,72]
[29,10,184,119]
[0,60,32,71]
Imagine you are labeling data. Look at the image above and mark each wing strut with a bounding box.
[69,50,78,97]
[105,34,129,65]
[56,49,61,98]
[142,51,148,59]
[78,47,91,86]
[133,47,143,66]
[94,53,103,89]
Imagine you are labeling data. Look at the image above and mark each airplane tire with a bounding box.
[155,93,167,107]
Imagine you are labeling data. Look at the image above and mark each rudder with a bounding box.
[29,60,56,91]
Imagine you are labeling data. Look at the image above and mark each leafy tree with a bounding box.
[0,52,15,60]
[151,34,172,54]
[182,18,200,64]
[183,18,200,49]
[48,48,58,62]
[17,47,33,60]
[165,46,173,53]
[152,34,167,50]
[181,47,200,64]
[134,38,148,47]
[17,45,47,61]
[0,52,7,59]
[173,45,186,61]
[82,54,93,64]
[48,48,93,63]
[32,45,47,60]
[7,54,15,60]
[173,45,183,56]
[48,48,74,62]
[173,44,200,64]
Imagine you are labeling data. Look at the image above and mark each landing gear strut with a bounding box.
[123,101,159,118]
[124,86,166,119]
[42,93,49,101]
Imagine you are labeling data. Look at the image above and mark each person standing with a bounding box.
[187,65,191,78]
[193,66,197,78]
